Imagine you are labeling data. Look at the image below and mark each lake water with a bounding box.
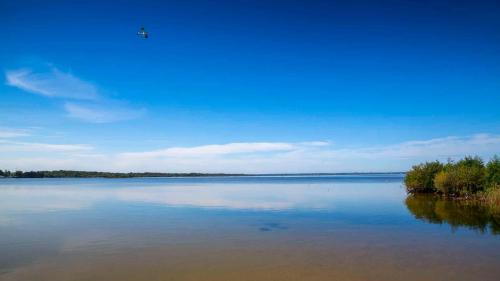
[0,175,499,281]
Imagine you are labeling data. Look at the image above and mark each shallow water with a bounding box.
[0,175,499,281]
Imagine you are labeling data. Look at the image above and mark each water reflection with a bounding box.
[0,177,404,217]
[1,177,500,281]
[405,194,500,234]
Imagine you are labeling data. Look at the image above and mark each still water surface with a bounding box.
[0,175,499,281]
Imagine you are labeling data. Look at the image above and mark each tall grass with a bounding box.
[485,187,500,216]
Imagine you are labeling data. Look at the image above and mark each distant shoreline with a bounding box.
[0,170,405,179]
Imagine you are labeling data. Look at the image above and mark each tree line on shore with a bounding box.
[404,156,500,208]
[0,170,243,178]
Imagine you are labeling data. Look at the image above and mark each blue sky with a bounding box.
[1,0,499,173]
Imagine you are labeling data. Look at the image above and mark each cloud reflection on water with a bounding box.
[0,178,404,224]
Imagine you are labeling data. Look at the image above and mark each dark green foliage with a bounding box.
[404,161,443,193]
[456,156,484,169]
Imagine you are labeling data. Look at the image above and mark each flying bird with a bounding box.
[137,26,148,39]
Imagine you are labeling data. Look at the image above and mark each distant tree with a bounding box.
[1,170,242,178]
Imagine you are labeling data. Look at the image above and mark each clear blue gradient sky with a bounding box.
[1,0,499,173]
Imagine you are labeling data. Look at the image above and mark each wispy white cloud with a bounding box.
[0,139,93,153]
[0,128,31,138]
[5,66,144,123]
[119,142,299,158]
[323,134,500,160]
[298,141,331,147]
[64,102,145,123]
[5,68,99,100]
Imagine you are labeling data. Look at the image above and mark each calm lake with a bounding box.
[0,175,499,281]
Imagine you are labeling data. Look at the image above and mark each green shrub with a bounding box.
[485,156,500,190]
[456,156,484,169]
[404,161,443,193]
[434,157,485,195]
[434,170,453,194]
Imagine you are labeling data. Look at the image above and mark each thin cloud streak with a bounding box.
[119,142,299,158]
[6,68,99,100]
[324,134,500,159]
[64,102,145,123]
[0,128,31,138]
[0,140,93,153]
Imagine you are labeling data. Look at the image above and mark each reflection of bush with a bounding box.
[405,194,500,234]
[405,194,442,223]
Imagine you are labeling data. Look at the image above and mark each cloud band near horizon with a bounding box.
[0,130,499,173]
